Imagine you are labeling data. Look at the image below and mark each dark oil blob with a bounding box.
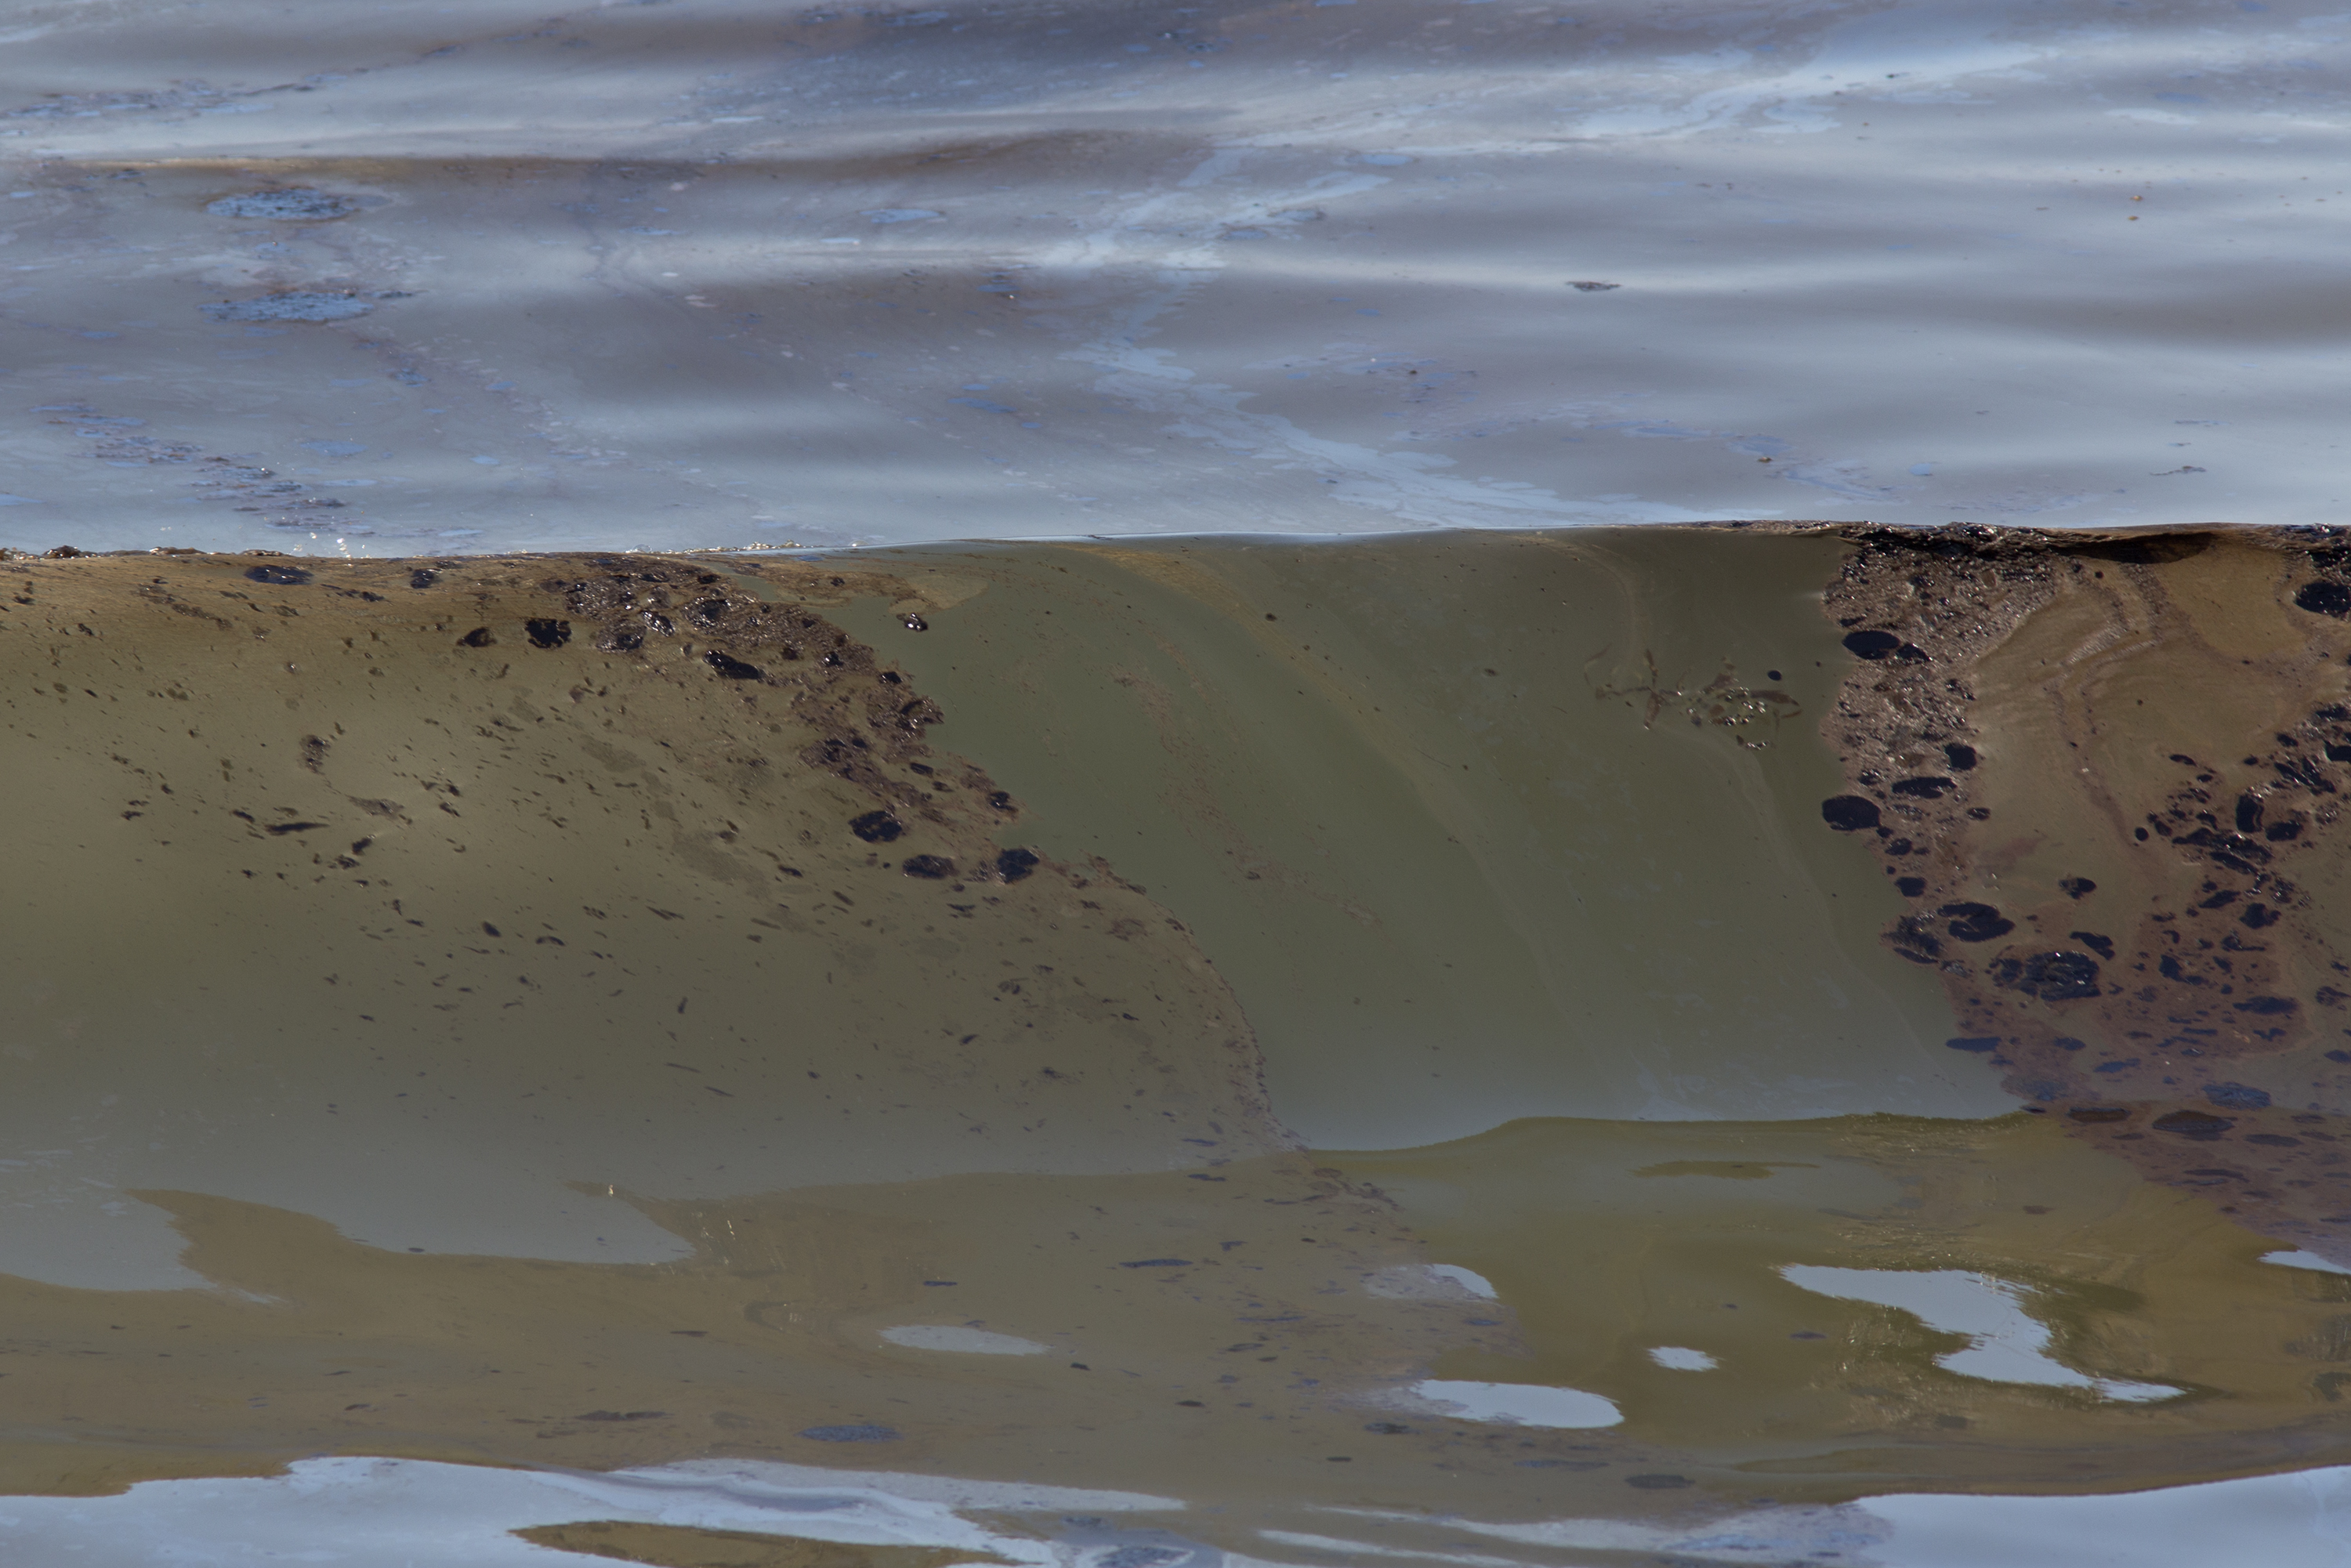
[1625,1475,1694,1490]
[900,854,955,879]
[2236,794,2265,835]
[1821,795,1881,831]
[2247,1133,2305,1147]
[524,618,571,650]
[2233,995,2299,1016]
[2054,1036,2088,1052]
[1940,902,2015,943]
[2295,581,2351,617]
[1888,915,1943,963]
[701,650,763,679]
[1994,951,2102,1001]
[2064,533,2215,565]
[1896,876,1927,897]
[1842,630,1903,660]
[1944,742,1979,771]
[1119,1258,1194,1269]
[2068,1106,2130,1123]
[996,847,1041,882]
[2153,1110,2233,1140]
[1945,1036,2001,1052]
[849,810,904,843]
[2059,877,2096,900]
[987,791,1016,813]
[2206,1082,2273,1110]
[797,1425,899,1443]
[408,569,438,589]
[245,564,313,585]
[2241,904,2280,929]
[456,627,494,648]
[596,626,644,653]
[1890,776,1956,799]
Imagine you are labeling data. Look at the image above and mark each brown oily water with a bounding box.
[5,527,2351,1559]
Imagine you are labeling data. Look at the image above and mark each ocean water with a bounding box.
[3,0,2349,554]
[8,4,2351,1567]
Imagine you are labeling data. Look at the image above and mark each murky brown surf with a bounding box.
[5,527,2351,1561]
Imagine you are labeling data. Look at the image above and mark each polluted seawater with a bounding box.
[4,527,2351,1566]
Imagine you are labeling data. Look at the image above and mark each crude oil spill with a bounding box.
[1817,523,2351,1262]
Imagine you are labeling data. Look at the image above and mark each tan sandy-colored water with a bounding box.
[5,530,2351,1567]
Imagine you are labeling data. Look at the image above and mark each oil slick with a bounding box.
[1815,524,2351,1262]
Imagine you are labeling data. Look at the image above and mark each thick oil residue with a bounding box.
[1815,523,2351,1262]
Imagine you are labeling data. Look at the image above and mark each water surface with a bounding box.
[10,0,2351,1562]
[3,0,2348,553]
[6,528,2351,1566]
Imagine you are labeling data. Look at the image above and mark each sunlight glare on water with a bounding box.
[2,0,2346,553]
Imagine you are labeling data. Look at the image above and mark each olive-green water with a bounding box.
[4,528,2350,1567]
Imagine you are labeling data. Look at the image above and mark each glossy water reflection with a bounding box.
[4,0,2349,555]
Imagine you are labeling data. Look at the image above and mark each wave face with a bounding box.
[6,528,2351,1566]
